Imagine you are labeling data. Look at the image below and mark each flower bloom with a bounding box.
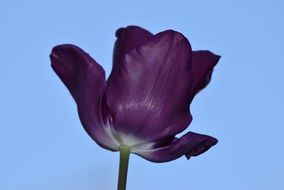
[50,26,220,163]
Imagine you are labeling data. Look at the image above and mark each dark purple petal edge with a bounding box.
[135,132,218,163]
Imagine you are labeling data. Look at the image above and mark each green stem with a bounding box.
[117,145,131,190]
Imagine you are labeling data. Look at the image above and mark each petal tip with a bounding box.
[185,137,218,160]
[159,29,186,40]
[115,27,125,38]
[150,29,191,53]
[200,50,221,65]
[115,25,150,38]
[50,45,62,59]
[50,44,76,66]
[213,52,221,63]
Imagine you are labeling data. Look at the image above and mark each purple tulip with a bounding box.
[50,26,220,163]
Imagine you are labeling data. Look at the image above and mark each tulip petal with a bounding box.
[134,132,218,163]
[50,45,117,150]
[102,30,193,142]
[191,51,220,97]
[113,26,153,68]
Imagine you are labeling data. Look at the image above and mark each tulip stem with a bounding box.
[117,145,131,190]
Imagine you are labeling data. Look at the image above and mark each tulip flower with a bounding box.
[50,26,220,190]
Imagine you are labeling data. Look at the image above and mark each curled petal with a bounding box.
[102,30,193,142]
[50,45,117,150]
[135,132,218,163]
[191,51,220,97]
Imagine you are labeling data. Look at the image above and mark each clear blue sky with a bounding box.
[1,0,283,189]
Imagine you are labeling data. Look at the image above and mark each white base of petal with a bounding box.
[104,125,154,154]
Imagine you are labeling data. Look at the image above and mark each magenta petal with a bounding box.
[102,30,193,141]
[113,26,153,68]
[135,132,218,163]
[191,51,220,96]
[50,45,116,151]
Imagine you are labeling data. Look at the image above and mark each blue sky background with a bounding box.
[1,0,283,189]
